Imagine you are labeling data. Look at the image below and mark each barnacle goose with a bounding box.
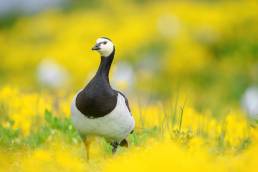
[71,37,135,160]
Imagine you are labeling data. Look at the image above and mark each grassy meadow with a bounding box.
[0,1,258,171]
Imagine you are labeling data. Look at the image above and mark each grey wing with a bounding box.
[116,91,134,134]
[116,90,134,134]
[116,91,131,112]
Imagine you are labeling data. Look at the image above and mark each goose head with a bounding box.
[92,37,114,57]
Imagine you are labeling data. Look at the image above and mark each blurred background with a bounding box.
[0,0,257,117]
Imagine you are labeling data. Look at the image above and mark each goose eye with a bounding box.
[103,41,107,45]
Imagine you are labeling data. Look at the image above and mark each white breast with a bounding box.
[71,92,135,142]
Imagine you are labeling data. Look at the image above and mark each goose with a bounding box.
[71,37,135,160]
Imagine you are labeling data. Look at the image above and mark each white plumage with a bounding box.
[71,92,135,142]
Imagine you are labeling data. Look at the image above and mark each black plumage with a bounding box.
[75,48,131,118]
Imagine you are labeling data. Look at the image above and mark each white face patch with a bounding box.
[95,38,114,57]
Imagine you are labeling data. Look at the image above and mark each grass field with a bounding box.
[0,86,257,171]
[0,1,258,171]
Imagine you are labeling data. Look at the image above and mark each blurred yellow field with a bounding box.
[0,1,258,172]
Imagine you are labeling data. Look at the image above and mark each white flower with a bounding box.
[242,86,258,119]
[37,58,69,89]
[111,62,134,92]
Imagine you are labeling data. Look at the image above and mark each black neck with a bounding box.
[96,48,115,83]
